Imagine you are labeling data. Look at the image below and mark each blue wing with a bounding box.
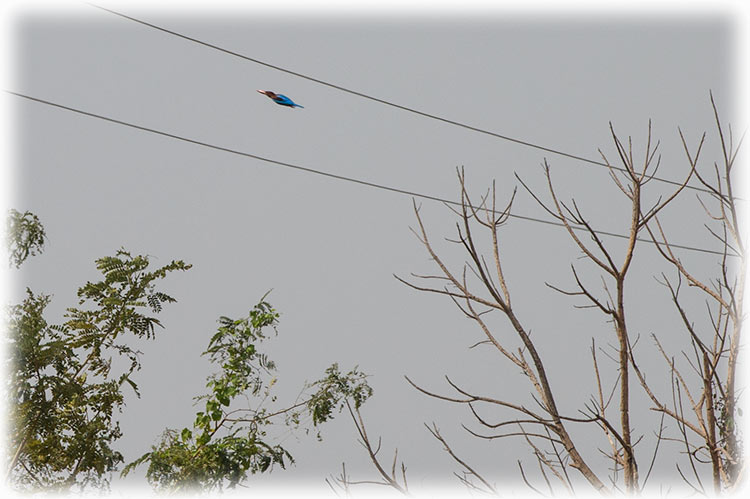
[273,94,304,108]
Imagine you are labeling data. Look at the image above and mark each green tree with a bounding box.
[5,209,46,268]
[124,297,372,493]
[5,233,190,490]
[5,211,372,493]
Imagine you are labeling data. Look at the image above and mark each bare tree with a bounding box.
[341,95,744,495]
[326,401,410,496]
[637,93,746,494]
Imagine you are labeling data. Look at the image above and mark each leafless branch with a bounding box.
[426,423,497,494]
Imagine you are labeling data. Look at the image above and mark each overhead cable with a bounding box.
[88,3,717,196]
[8,90,730,258]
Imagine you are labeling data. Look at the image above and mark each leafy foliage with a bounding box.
[5,209,47,268]
[5,210,372,493]
[307,363,373,425]
[6,248,190,491]
[125,299,373,493]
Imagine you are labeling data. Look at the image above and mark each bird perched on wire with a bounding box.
[257,90,304,108]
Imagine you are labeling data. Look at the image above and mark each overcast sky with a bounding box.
[2,1,746,497]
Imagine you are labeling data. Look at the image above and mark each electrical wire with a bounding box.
[7,90,730,257]
[89,3,718,197]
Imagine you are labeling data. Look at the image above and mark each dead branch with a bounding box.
[426,423,497,494]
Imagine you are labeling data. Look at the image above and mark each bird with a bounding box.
[257,90,304,108]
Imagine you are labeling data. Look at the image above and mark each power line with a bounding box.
[89,3,716,197]
[7,90,729,258]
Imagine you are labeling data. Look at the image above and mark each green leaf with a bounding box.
[196,432,211,446]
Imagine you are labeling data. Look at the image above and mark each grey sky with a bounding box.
[3,2,744,496]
